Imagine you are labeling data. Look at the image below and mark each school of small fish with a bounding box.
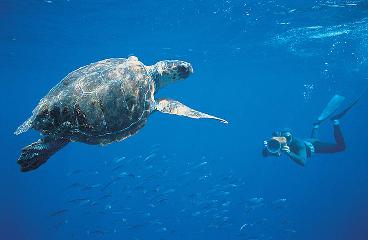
[49,144,294,239]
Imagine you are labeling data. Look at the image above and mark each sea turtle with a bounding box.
[15,56,227,172]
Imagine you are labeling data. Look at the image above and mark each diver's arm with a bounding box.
[286,151,306,166]
[282,144,307,166]
[262,141,269,157]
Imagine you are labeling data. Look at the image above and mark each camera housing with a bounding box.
[266,137,287,154]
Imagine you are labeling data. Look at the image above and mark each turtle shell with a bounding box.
[28,58,155,144]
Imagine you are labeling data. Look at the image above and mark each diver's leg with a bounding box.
[313,121,345,153]
[332,120,346,151]
[313,141,334,153]
[310,124,319,138]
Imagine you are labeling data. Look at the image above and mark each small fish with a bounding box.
[247,197,264,205]
[224,183,238,189]
[101,177,123,191]
[163,188,175,194]
[111,211,125,215]
[192,211,201,217]
[156,227,168,232]
[134,185,145,191]
[220,174,233,182]
[256,218,268,224]
[88,230,106,236]
[53,219,68,229]
[113,219,126,226]
[284,229,297,233]
[112,164,125,172]
[105,204,112,210]
[222,201,231,207]
[198,175,209,181]
[67,198,90,205]
[272,198,287,209]
[118,172,135,178]
[127,224,145,229]
[144,153,157,162]
[81,184,102,191]
[143,174,157,181]
[155,198,169,204]
[150,219,163,226]
[145,165,154,170]
[98,193,112,201]
[222,216,229,222]
[148,203,156,208]
[114,156,126,164]
[221,191,230,196]
[274,198,287,203]
[180,171,191,177]
[89,201,99,207]
[193,161,208,169]
[100,180,114,192]
[65,182,82,189]
[49,209,68,217]
[66,169,82,176]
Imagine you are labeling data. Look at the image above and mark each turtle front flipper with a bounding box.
[155,98,228,124]
[17,137,70,172]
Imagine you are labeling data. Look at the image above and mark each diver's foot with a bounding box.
[332,119,340,125]
[313,120,321,128]
[330,113,343,121]
[330,94,362,122]
[330,112,344,122]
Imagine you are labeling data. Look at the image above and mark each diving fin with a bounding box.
[315,94,345,125]
[155,98,228,124]
[330,88,367,121]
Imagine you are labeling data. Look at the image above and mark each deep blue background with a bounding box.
[1,0,368,239]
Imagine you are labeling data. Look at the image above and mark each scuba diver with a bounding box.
[262,92,365,166]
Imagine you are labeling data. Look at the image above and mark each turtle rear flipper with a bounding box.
[17,137,69,172]
[155,98,228,124]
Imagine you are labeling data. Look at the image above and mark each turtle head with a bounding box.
[149,60,193,90]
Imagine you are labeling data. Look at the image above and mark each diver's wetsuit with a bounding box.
[263,89,364,165]
[262,123,346,166]
[308,124,346,154]
[288,123,346,165]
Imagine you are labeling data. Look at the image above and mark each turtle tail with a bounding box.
[15,116,34,135]
[17,137,69,172]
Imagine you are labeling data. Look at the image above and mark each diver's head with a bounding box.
[272,131,281,137]
[280,128,293,144]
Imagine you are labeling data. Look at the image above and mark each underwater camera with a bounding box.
[266,137,287,154]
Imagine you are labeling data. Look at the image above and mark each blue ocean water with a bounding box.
[1,0,368,239]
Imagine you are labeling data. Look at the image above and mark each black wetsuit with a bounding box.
[308,124,346,153]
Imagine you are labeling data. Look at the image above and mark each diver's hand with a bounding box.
[281,145,291,154]
[263,141,268,148]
